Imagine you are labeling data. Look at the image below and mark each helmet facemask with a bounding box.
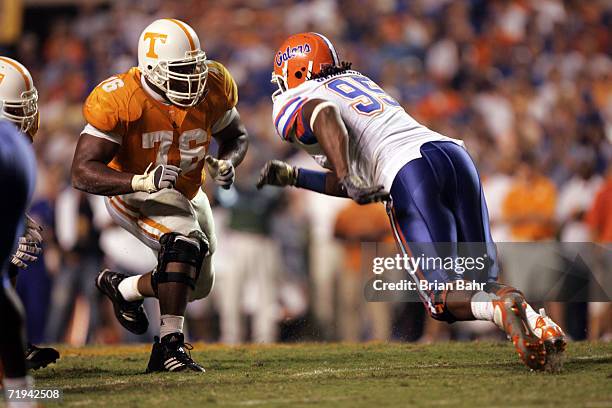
[271,74,288,102]
[271,60,314,101]
[0,87,38,134]
[146,49,208,108]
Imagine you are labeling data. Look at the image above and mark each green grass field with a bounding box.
[24,341,612,407]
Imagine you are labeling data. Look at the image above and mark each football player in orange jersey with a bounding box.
[0,57,60,385]
[71,19,248,372]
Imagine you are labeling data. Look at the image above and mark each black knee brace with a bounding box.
[151,232,208,294]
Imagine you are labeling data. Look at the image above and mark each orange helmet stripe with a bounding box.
[166,19,196,51]
[0,57,31,91]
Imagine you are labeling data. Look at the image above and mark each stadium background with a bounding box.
[0,0,610,346]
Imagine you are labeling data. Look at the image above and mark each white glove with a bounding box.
[131,163,181,193]
[11,214,43,269]
[205,155,235,189]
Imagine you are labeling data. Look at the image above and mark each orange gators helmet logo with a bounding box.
[272,32,339,97]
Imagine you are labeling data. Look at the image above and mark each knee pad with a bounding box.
[152,232,208,294]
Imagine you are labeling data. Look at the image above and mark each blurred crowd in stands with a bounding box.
[1,0,610,345]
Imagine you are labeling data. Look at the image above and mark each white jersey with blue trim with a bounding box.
[272,70,464,191]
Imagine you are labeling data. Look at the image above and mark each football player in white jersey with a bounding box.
[0,57,60,373]
[257,33,566,371]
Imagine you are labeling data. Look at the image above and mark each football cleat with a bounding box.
[493,293,547,371]
[533,308,566,372]
[95,269,149,335]
[146,333,205,373]
[25,343,59,370]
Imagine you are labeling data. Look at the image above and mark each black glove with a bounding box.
[256,160,298,189]
[340,175,390,204]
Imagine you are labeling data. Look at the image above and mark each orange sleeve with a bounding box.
[82,73,143,138]
[207,60,238,113]
[83,86,121,133]
[221,65,238,110]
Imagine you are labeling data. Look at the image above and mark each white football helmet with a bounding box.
[137,19,208,108]
[0,57,38,137]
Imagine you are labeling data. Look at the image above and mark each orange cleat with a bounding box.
[493,293,547,371]
[533,308,566,372]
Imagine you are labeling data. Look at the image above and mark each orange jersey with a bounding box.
[82,61,238,199]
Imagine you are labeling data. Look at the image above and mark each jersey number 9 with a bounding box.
[326,76,400,116]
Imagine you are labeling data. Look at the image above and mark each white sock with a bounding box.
[118,275,144,302]
[470,291,496,321]
[160,314,184,339]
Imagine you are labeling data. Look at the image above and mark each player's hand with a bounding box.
[205,155,235,189]
[11,215,43,269]
[256,160,298,189]
[340,175,390,204]
[131,163,181,193]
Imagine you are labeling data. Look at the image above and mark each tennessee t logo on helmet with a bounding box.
[143,32,169,59]
[271,32,339,99]
[137,19,208,108]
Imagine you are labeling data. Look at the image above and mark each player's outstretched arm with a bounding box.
[71,133,179,196]
[256,160,347,197]
[206,112,249,189]
[304,99,390,204]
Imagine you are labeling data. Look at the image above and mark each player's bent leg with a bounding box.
[387,154,460,318]
[388,142,564,370]
[105,190,211,371]
[95,269,149,335]
[146,232,207,373]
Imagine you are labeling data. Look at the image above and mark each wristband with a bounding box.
[295,168,327,194]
